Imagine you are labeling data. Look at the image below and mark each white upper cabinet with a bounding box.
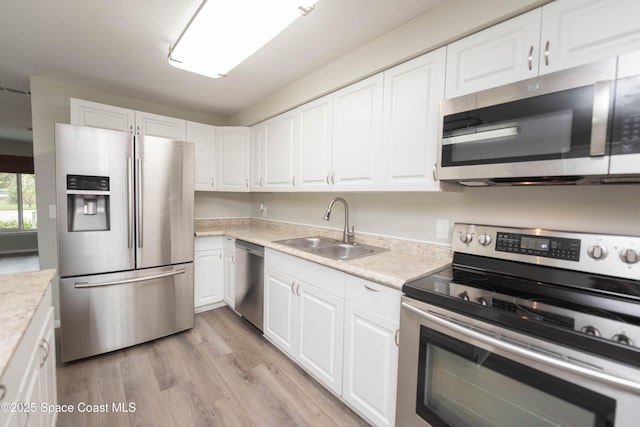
[331,74,384,191]
[446,0,640,98]
[135,111,186,140]
[187,121,216,191]
[381,48,446,191]
[263,111,297,191]
[539,0,640,74]
[70,98,186,139]
[70,98,135,133]
[445,9,542,99]
[250,122,265,191]
[295,95,333,191]
[215,127,250,192]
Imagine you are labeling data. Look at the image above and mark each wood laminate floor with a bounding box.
[56,307,369,427]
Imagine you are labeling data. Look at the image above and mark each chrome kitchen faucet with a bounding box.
[323,197,354,244]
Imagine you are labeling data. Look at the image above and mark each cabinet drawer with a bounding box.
[265,249,345,298]
[345,275,401,321]
[195,236,223,251]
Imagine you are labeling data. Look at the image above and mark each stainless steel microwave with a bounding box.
[436,52,640,186]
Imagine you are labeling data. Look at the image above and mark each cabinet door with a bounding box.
[187,121,216,191]
[540,0,640,74]
[135,111,187,140]
[343,302,399,427]
[194,248,224,311]
[332,73,383,191]
[39,307,57,427]
[381,49,445,191]
[263,112,297,191]
[250,123,265,191]
[297,281,344,395]
[216,127,250,192]
[223,237,236,308]
[264,267,297,358]
[70,98,134,133]
[296,95,333,191]
[445,8,541,99]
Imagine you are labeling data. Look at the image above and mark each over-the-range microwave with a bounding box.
[436,51,640,186]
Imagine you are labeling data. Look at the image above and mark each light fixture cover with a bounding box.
[169,0,317,78]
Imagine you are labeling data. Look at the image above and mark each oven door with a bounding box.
[436,58,616,185]
[397,297,640,427]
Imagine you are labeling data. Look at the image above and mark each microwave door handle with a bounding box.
[590,80,612,156]
[401,301,640,394]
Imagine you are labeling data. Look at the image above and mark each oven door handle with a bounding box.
[402,301,640,394]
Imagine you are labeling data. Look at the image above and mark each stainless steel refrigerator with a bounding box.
[55,123,194,362]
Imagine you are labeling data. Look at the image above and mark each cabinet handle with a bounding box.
[136,125,141,135]
[544,40,550,66]
[211,178,214,187]
[219,253,222,260]
[325,173,330,185]
[231,256,235,264]
[528,45,534,70]
[129,125,134,134]
[432,163,437,181]
[331,172,336,185]
[292,176,296,186]
[395,329,399,347]
[260,177,263,187]
[291,281,296,295]
[0,384,5,401]
[295,283,300,296]
[245,179,249,188]
[364,284,380,292]
[40,338,50,367]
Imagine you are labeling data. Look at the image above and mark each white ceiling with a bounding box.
[0,0,445,143]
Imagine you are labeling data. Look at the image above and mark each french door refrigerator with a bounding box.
[55,123,194,362]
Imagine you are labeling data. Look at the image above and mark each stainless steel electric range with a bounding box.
[397,223,640,427]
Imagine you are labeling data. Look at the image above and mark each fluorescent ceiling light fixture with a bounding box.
[169,0,317,78]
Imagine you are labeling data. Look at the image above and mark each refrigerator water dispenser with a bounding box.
[66,174,110,232]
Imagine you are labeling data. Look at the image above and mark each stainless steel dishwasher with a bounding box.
[234,240,264,331]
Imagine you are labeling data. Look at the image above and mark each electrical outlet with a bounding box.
[436,219,450,240]
[259,203,267,217]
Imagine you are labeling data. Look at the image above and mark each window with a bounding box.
[0,155,36,231]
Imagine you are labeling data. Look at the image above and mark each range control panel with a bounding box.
[495,232,581,261]
[452,223,640,281]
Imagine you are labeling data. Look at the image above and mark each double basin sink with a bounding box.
[275,236,387,261]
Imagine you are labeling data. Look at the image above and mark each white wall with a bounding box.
[249,186,640,246]
[195,192,251,219]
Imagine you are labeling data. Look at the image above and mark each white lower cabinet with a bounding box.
[0,285,56,427]
[194,236,225,312]
[223,237,236,309]
[264,249,345,395]
[343,276,401,427]
[264,249,400,426]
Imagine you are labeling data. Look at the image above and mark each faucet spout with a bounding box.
[323,197,354,244]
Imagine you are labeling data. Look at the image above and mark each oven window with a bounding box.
[441,85,599,167]
[416,326,615,427]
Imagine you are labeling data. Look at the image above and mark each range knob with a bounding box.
[459,232,473,244]
[478,234,492,246]
[459,292,470,301]
[475,297,488,306]
[587,245,607,260]
[580,326,600,337]
[612,334,634,346]
[619,248,639,264]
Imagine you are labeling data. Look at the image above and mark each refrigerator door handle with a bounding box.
[136,157,143,248]
[127,157,134,248]
[74,268,186,288]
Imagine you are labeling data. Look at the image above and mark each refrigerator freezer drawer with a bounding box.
[59,263,194,362]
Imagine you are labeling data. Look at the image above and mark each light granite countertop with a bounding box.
[0,269,56,379]
[195,219,452,290]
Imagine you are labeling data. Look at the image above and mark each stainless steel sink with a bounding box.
[275,236,387,260]
[275,236,338,249]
